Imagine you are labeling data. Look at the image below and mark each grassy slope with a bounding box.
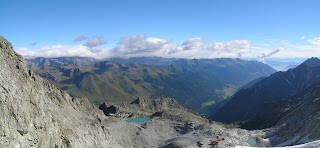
[28,59,276,115]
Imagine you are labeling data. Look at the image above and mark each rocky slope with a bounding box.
[106,119,262,148]
[100,97,265,148]
[211,57,320,146]
[265,81,320,146]
[0,36,119,147]
[212,58,320,129]
[103,97,208,125]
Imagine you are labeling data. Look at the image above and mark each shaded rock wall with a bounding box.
[0,36,118,147]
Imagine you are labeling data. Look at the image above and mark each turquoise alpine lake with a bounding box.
[247,137,258,147]
[126,117,149,123]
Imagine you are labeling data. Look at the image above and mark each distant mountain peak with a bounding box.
[27,56,99,67]
[302,57,320,67]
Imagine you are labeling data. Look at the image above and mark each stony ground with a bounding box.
[102,115,266,148]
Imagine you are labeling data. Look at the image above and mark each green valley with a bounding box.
[27,57,276,115]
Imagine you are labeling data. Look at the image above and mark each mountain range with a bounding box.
[3,35,320,147]
[27,57,276,115]
[211,57,320,145]
[212,57,320,125]
[0,35,265,147]
[27,57,99,67]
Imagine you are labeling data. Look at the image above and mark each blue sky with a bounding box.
[1,0,320,60]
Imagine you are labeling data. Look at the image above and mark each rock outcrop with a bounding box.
[99,102,117,116]
[105,97,208,125]
[129,97,179,111]
[0,36,118,147]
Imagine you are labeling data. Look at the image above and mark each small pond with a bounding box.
[126,117,149,123]
[247,137,258,147]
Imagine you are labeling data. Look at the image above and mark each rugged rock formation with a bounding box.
[212,58,320,129]
[115,97,183,116]
[129,97,179,110]
[101,97,207,125]
[266,82,320,146]
[99,102,117,116]
[210,56,320,146]
[0,36,118,147]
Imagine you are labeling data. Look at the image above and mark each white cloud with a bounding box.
[74,36,88,42]
[83,36,106,48]
[15,34,288,60]
[181,38,204,51]
[111,34,172,57]
[146,37,167,43]
[110,34,252,58]
[308,37,320,46]
[207,40,251,54]
[18,48,28,51]
[257,48,281,62]
[16,45,110,59]
[269,44,320,58]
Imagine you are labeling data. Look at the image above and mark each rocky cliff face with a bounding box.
[102,97,208,124]
[212,60,320,129]
[0,36,118,147]
[126,97,180,111]
[266,82,320,146]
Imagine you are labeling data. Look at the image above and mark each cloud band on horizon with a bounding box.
[15,34,318,60]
